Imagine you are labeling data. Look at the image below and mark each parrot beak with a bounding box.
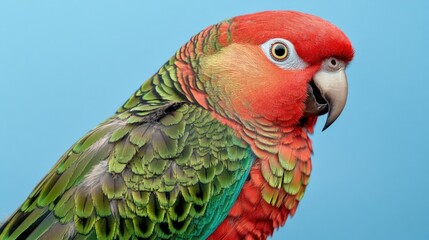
[304,58,348,131]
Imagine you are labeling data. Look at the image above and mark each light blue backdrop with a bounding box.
[1,1,428,239]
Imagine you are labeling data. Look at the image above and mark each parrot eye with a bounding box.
[261,38,308,70]
[270,42,289,61]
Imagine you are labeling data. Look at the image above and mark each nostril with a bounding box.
[326,57,343,71]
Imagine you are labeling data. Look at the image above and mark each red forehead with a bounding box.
[230,11,354,64]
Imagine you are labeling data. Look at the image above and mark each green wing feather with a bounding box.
[0,102,254,240]
[1,23,251,239]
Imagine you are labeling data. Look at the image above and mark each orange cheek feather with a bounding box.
[202,44,319,125]
[235,67,316,123]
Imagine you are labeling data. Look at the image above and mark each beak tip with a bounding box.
[321,122,332,131]
[321,108,338,131]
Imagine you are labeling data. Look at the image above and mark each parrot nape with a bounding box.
[0,11,353,240]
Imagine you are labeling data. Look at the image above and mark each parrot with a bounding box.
[0,10,353,240]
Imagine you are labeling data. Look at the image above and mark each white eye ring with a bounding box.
[261,38,308,70]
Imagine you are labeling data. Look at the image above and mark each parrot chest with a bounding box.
[239,124,312,210]
[216,116,313,207]
[209,115,314,239]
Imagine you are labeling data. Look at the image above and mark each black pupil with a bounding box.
[274,44,286,57]
[331,59,337,66]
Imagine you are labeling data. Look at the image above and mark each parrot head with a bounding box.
[189,11,354,131]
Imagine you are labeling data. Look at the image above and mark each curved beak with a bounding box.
[313,66,348,131]
[304,58,349,131]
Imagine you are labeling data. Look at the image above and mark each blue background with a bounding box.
[1,1,428,239]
